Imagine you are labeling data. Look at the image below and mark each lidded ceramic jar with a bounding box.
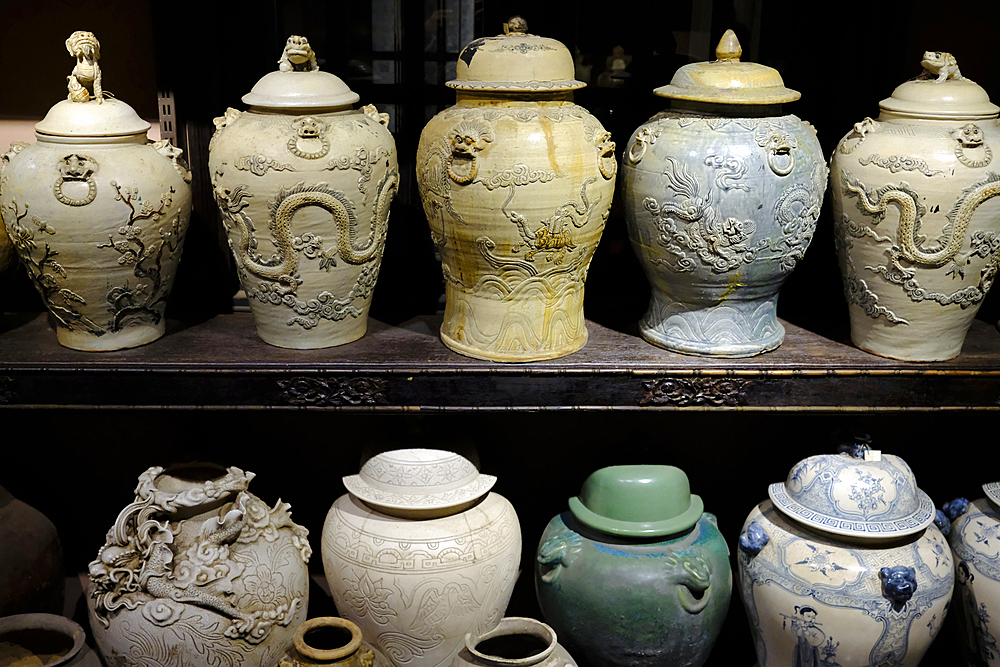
[416,17,616,362]
[86,464,312,667]
[622,30,826,357]
[454,617,577,667]
[0,31,191,350]
[945,483,1000,666]
[737,441,953,667]
[209,35,398,349]
[534,465,731,667]
[322,449,521,667]
[830,52,1000,361]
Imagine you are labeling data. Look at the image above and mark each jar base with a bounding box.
[56,322,165,351]
[441,327,588,362]
[639,300,784,358]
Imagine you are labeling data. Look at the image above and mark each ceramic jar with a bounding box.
[322,449,521,667]
[210,35,398,349]
[416,17,616,362]
[273,617,378,667]
[454,617,576,667]
[622,30,826,357]
[737,443,953,667]
[86,465,312,667]
[0,485,63,616]
[946,484,1000,666]
[0,613,102,667]
[535,465,731,667]
[0,31,191,351]
[829,52,1000,361]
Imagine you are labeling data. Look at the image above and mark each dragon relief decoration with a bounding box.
[87,467,311,647]
[214,164,398,330]
[838,169,1000,320]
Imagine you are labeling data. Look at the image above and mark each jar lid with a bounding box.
[878,51,999,119]
[768,445,935,538]
[35,31,150,137]
[242,35,360,108]
[342,448,496,511]
[568,465,704,537]
[448,16,584,93]
[985,482,1000,506]
[653,29,800,105]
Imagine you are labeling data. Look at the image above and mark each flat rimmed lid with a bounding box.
[985,482,1000,506]
[769,447,935,538]
[448,16,584,93]
[654,29,800,105]
[242,35,360,108]
[879,51,998,119]
[35,31,150,137]
[342,448,496,512]
[568,465,704,537]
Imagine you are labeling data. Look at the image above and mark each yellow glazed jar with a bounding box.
[416,17,616,362]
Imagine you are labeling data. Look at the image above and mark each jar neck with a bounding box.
[878,109,999,124]
[666,98,786,118]
[455,91,574,105]
[247,104,356,116]
[466,618,557,667]
[35,132,149,146]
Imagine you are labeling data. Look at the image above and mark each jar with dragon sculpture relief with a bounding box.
[85,464,312,667]
[416,16,616,362]
[736,438,954,667]
[622,30,827,357]
[944,484,1000,666]
[0,31,191,350]
[322,449,521,667]
[829,51,1000,361]
[209,35,398,349]
[534,465,731,667]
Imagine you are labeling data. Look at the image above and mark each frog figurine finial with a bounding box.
[920,51,963,82]
[65,30,103,104]
[715,29,742,62]
[278,35,319,72]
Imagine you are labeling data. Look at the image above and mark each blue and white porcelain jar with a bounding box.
[946,483,1000,666]
[737,442,953,667]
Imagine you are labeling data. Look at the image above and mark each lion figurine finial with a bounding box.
[66,30,103,104]
[278,35,318,72]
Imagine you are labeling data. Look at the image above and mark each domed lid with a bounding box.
[568,465,704,537]
[985,482,1000,507]
[448,17,584,93]
[879,51,999,119]
[242,35,360,108]
[34,31,150,137]
[342,448,496,512]
[768,441,935,539]
[654,29,800,105]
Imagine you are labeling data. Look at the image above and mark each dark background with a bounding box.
[1,1,998,665]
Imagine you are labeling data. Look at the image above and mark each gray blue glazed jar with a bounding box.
[737,442,954,667]
[534,465,731,667]
[622,30,827,357]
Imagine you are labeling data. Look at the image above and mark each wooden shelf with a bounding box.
[1,312,997,411]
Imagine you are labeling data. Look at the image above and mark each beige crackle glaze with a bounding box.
[416,17,616,362]
[830,51,1000,361]
[209,36,398,349]
[0,31,191,350]
[322,449,521,667]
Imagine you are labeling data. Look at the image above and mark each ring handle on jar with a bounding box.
[627,127,660,165]
[53,154,99,206]
[447,150,478,185]
[767,145,794,176]
[596,131,617,180]
[536,533,580,584]
[738,521,769,557]
[953,123,993,168]
[288,116,332,160]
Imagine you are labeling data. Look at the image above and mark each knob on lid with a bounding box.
[653,29,800,105]
[242,35,360,108]
[448,17,584,93]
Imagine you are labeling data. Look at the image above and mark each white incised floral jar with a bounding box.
[622,30,826,357]
[209,35,398,349]
[829,51,1000,361]
[0,31,191,351]
[416,17,616,362]
[946,484,1000,666]
[322,449,521,667]
[737,441,954,667]
[86,465,312,667]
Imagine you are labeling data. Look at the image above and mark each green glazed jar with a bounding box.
[534,465,731,667]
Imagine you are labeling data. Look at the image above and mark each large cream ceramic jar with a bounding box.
[416,18,616,362]
[947,484,1000,666]
[86,465,312,667]
[623,31,826,357]
[210,36,398,349]
[830,52,1000,361]
[737,444,953,667]
[0,31,191,351]
[322,449,521,667]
